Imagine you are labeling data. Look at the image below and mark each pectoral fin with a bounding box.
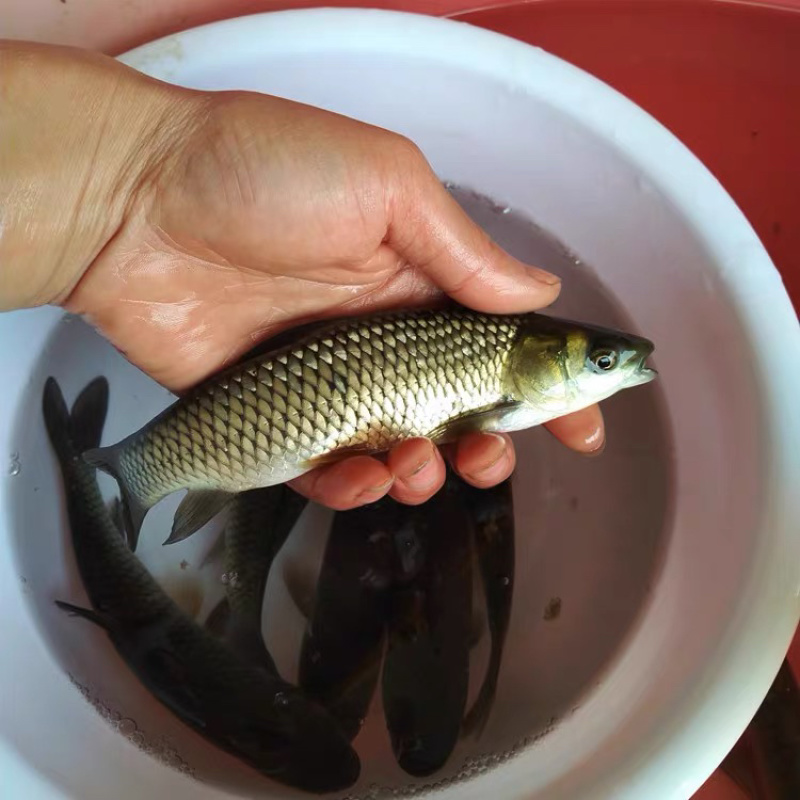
[427,401,543,444]
[55,601,116,632]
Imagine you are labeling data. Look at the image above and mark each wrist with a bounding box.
[0,41,205,311]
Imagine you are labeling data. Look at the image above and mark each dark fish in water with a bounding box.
[382,473,473,777]
[287,493,486,752]
[205,486,307,674]
[43,376,359,793]
[461,477,515,738]
[294,496,400,741]
[82,307,656,547]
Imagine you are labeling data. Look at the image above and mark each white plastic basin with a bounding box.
[1,9,798,800]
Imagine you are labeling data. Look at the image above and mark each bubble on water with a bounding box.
[117,717,137,735]
[7,453,21,477]
[66,675,195,778]
[342,728,548,799]
[227,571,240,588]
[220,572,230,586]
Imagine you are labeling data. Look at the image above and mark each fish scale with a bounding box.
[117,309,516,508]
[84,305,656,547]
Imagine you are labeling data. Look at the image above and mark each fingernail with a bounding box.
[399,442,440,490]
[357,476,394,501]
[529,266,562,287]
[465,433,507,480]
[584,425,606,456]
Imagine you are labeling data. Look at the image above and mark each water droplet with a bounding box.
[501,206,512,215]
[130,732,145,747]
[220,573,230,585]
[8,453,21,476]
[117,717,137,735]
[501,576,510,586]
[274,692,289,708]
[228,571,240,588]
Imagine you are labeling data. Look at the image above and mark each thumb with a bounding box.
[386,159,562,313]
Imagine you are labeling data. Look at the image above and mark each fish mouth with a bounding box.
[630,359,658,387]
[622,352,657,388]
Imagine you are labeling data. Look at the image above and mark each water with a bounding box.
[9,185,671,797]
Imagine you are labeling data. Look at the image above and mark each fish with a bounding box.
[82,306,657,547]
[460,477,515,738]
[205,486,308,674]
[42,376,360,793]
[294,496,400,741]
[381,472,473,777]
[287,492,486,750]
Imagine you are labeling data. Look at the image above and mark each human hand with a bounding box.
[1,41,605,510]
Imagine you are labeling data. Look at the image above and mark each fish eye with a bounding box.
[589,349,618,372]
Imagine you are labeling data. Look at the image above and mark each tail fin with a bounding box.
[42,377,109,460]
[83,431,148,552]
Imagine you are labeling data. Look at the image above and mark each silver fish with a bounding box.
[84,306,656,547]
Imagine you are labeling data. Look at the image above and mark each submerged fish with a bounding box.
[82,307,656,546]
[461,477,515,738]
[43,377,359,793]
[205,486,307,674]
[294,496,399,741]
[382,473,473,777]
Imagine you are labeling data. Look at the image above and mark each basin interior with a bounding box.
[8,186,671,797]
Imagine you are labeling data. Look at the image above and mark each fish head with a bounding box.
[511,316,657,415]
